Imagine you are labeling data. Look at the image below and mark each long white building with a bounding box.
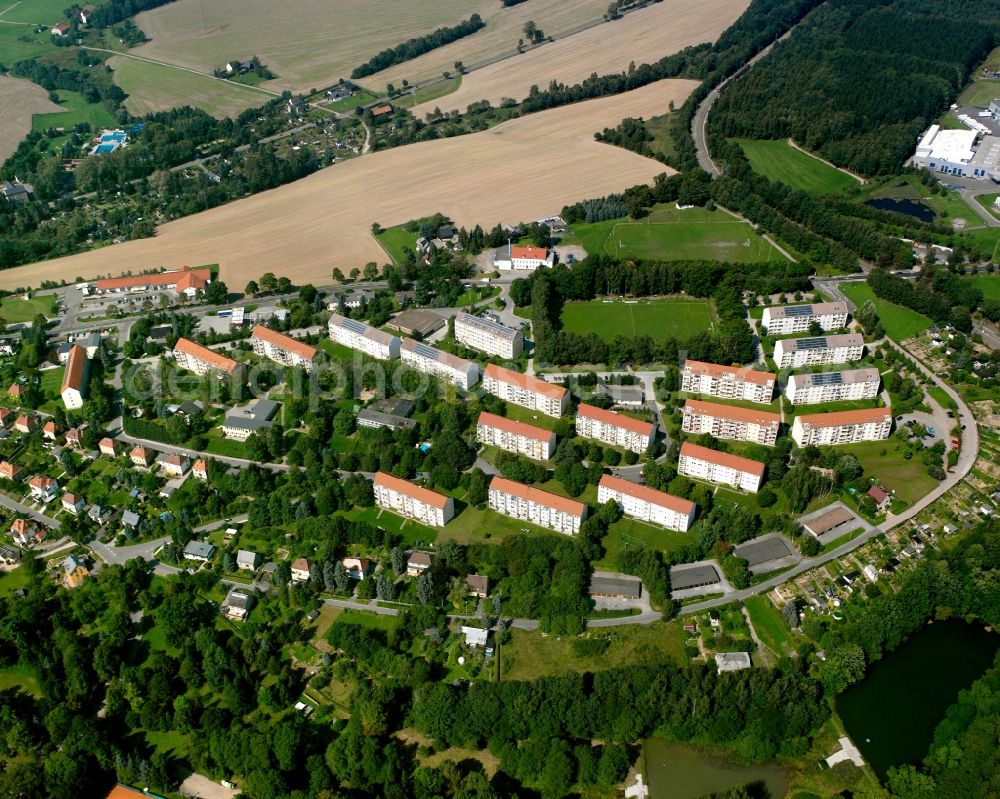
[328,312,401,361]
[488,476,586,535]
[454,313,523,359]
[773,334,864,369]
[791,407,893,447]
[678,441,765,493]
[575,403,654,454]
[762,302,848,335]
[681,399,781,446]
[476,412,556,460]
[483,364,569,417]
[912,125,1000,181]
[785,368,881,405]
[680,360,776,405]
[373,471,454,527]
[250,325,319,371]
[400,339,480,390]
[493,244,555,271]
[173,338,246,380]
[598,474,696,532]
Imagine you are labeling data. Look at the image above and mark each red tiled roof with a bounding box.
[511,245,548,261]
[62,492,81,505]
[174,337,241,374]
[60,344,88,393]
[374,471,451,509]
[28,475,56,490]
[488,475,586,518]
[679,441,766,477]
[96,266,210,293]
[599,474,695,515]
[251,325,318,360]
[682,359,775,387]
[371,104,392,115]
[14,414,32,428]
[683,399,780,427]
[130,445,151,460]
[477,411,553,443]
[10,518,35,535]
[867,486,889,504]
[577,403,654,436]
[8,384,23,397]
[0,461,22,480]
[99,437,116,451]
[796,407,892,428]
[193,459,207,472]
[484,364,568,401]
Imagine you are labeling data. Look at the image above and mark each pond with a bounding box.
[644,739,788,799]
[863,197,935,223]
[837,620,999,779]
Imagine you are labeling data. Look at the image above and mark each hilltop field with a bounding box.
[0,75,61,164]
[0,79,697,291]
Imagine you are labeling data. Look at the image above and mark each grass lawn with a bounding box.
[500,622,685,681]
[146,729,191,758]
[862,175,979,224]
[971,193,1000,221]
[375,224,418,265]
[967,273,1000,300]
[840,439,938,505]
[397,77,460,109]
[0,21,59,65]
[0,663,41,697]
[743,594,795,657]
[0,567,31,597]
[926,386,957,411]
[840,282,932,340]
[38,366,64,399]
[500,401,561,432]
[645,110,683,164]
[31,89,117,139]
[597,517,697,571]
[344,505,437,548]
[0,294,56,323]
[333,608,400,631]
[326,88,377,112]
[445,500,567,545]
[958,78,1000,108]
[820,526,865,554]
[735,139,858,195]
[203,430,248,458]
[561,297,713,342]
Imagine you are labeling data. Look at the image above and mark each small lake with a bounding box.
[837,620,999,779]
[864,197,935,223]
[644,739,788,799]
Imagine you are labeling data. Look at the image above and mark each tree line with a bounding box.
[351,14,486,79]
[868,266,983,333]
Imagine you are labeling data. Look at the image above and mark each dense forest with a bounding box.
[350,14,486,79]
[85,0,177,29]
[709,0,1000,175]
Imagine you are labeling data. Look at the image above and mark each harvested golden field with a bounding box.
[412,0,748,117]
[0,79,697,291]
[0,75,61,163]
[132,0,487,95]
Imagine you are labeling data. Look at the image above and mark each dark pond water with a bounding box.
[864,197,935,223]
[837,620,999,779]
[643,739,788,799]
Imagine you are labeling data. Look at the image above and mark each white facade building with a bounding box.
[476,412,556,461]
[488,476,586,535]
[681,399,781,446]
[762,302,848,335]
[785,368,881,405]
[598,474,696,532]
[250,325,319,371]
[173,338,245,380]
[493,244,555,271]
[913,125,1000,180]
[454,313,523,359]
[400,339,480,390]
[791,407,893,447]
[575,403,654,454]
[60,344,89,410]
[483,364,569,417]
[773,334,864,369]
[680,360,775,404]
[328,312,401,361]
[678,442,765,493]
[373,471,454,527]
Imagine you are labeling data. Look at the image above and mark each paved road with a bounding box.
[958,186,1000,228]
[90,535,171,565]
[113,430,291,473]
[0,492,59,529]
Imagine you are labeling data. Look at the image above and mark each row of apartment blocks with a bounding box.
[761,302,848,336]
[682,399,780,446]
[773,334,864,369]
[249,325,319,371]
[791,407,893,447]
[328,312,401,361]
[680,359,776,405]
[597,474,696,532]
[454,312,524,359]
[575,403,654,454]
[487,476,586,535]
[483,364,569,417]
[785,368,881,405]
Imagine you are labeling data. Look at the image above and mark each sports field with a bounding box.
[0,75,61,163]
[840,282,932,341]
[0,79,696,291]
[561,298,713,342]
[0,294,56,323]
[735,139,859,195]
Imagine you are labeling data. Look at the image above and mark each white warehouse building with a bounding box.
[912,125,1000,180]
[785,368,881,405]
[773,334,864,369]
[762,302,848,336]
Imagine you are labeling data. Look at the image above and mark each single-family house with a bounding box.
[121,510,141,533]
[291,557,311,582]
[14,414,34,434]
[0,461,24,482]
[62,554,88,589]
[51,22,70,36]
[130,445,154,468]
[461,625,489,648]
[99,438,117,457]
[236,549,260,571]
[10,518,42,546]
[65,427,82,449]
[867,486,891,513]
[342,557,372,580]
[61,492,85,515]
[158,453,190,477]
[222,587,252,620]
[7,383,24,402]
[465,574,489,598]
[0,408,13,427]
[28,475,58,501]
[183,540,215,562]
[406,551,432,576]
[42,421,58,441]
[87,505,106,525]
[192,459,208,480]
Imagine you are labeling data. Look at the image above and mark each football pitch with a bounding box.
[561,298,713,341]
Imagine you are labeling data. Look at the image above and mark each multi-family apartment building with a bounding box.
[488,476,586,534]
[773,334,864,369]
[328,312,401,361]
[250,325,319,371]
[597,474,696,531]
[791,407,893,447]
[761,302,849,335]
[373,471,455,527]
[575,403,654,454]
[400,339,480,390]
[681,399,781,446]
[60,344,89,410]
[172,338,246,380]
[454,313,524,359]
[482,364,569,417]
[476,412,556,460]
[678,441,765,493]
[680,360,776,405]
[785,368,881,405]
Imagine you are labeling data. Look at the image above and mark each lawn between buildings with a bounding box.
[839,282,932,341]
[734,138,859,196]
[560,297,714,342]
[743,594,795,657]
[0,294,56,323]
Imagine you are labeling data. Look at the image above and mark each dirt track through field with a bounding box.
[0,79,698,291]
[0,75,61,164]
[411,0,748,117]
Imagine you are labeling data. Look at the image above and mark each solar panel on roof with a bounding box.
[341,318,367,334]
[795,337,828,350]
[462,315,516,338]
[784,305,814,316]
[414,342,440,360]
[809,372,844,385]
